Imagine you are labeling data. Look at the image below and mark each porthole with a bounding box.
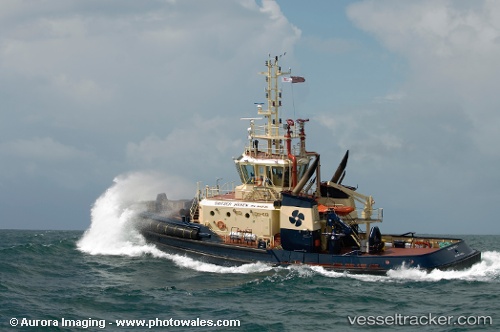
[210,211,215,216]
[226,212,231,217]
[245,213,250,218]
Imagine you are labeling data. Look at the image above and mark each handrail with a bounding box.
[189,196,199,221]
[203,181,236,198]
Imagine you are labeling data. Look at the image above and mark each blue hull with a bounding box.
[138,217,481,275]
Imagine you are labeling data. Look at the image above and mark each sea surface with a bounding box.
[1,232,499,332]
[1,182,499,331]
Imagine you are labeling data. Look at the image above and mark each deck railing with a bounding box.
[197,181,236,199]
[344,208,384,225]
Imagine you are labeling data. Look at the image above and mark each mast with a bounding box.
[236,55,314,194]
[258,55,290,156]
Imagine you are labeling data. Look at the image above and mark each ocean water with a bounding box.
[2,178,499,331]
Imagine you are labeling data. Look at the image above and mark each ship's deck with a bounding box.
[220,236,440,256]
[210,192,236,200]
[372,247,438,256]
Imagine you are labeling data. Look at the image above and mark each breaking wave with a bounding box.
[77,171,196,255]
[76,172,273,274]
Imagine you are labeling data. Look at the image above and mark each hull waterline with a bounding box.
[138,217,481,275]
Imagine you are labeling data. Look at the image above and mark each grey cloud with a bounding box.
[0,0,300,229]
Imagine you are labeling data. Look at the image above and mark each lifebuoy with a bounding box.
[216,220,226,230]
[256,177,262,186]
[414,241,431,248]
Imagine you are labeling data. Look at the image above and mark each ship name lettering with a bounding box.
[250,204,268,209]
[234,203,249,207]
[215,201,232,206]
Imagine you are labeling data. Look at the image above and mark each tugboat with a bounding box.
[136,55,481,274]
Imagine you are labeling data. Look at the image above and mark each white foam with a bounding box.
[77,171,190,257]
[167,254,274,274]
[385,251,500,282]
[76,171,273,274]
[299,251,500,283]
[307,265,388,282]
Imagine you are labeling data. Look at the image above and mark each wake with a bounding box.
[306,251,500,283]
[385,251,500,282]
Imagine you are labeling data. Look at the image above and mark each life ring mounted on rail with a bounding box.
[216,220,227,231]
[413,240,431,248]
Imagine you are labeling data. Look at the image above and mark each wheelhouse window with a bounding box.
[270,166,284,186]
[239,163,292,188]
[239,164,255,184]
[297,163,309,181]
[268,165,292,188]
[283,166,290,187]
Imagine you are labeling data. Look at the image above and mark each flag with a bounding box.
[282,76,305,83]
[291,76,305,83]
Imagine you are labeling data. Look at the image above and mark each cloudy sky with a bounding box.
[1,0,499,234]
